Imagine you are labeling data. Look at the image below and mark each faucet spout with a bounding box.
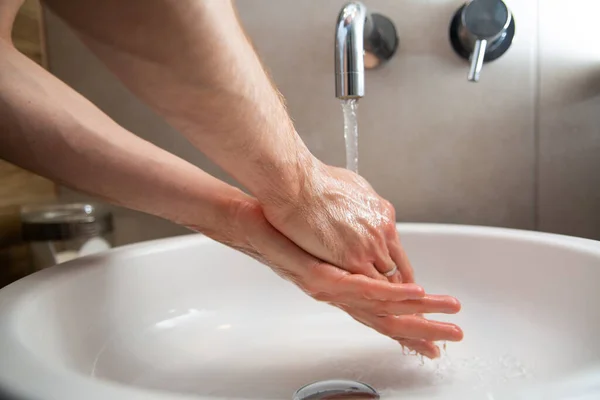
[335,2,398,100]
[335,2,367,99]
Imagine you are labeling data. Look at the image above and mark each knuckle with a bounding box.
[341,255,368,273]
[340,253,356,267]
[382,200,397,221]
[383,220,398,240]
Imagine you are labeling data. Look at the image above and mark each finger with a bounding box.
[388,316,464,342]
[367,263,390,282]
[351,312,445,359]
[368,295,462,316]
[344,309,445,359]
[346,262,387,282]
[388,237,415,284]
[332,273,425,301]
[239,209,383,286]
[373,253,402,284]
[398,338,440,359]
[354,311,463,342]
[305,263,424,303]
[388,272,402,284]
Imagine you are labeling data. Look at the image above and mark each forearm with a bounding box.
[0,40,246,239]
[44,0,316,203]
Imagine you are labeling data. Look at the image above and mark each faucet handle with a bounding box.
[468,39,487,82]
[449,0,516,82]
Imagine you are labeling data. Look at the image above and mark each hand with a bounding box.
[217,198,463,358]
[260,160,414,283]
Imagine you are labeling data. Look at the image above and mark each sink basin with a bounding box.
[1,223,600,400]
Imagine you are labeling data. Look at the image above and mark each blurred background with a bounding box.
[2,0,599,286]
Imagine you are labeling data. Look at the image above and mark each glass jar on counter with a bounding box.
[21,203,114,270]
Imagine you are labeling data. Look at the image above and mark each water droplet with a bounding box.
[293,379,379,400]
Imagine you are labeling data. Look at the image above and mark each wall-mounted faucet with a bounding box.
[449,0,516,82]
[335,2,399,99]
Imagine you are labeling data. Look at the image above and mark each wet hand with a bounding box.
[220,198,463,358]
[260,161,413,284]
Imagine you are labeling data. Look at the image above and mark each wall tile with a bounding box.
[538,0,600,240]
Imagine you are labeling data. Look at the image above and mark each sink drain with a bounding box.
[293,379,380,399]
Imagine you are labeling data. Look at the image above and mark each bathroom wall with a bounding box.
[538,0,600,239]
[42,0,600,243]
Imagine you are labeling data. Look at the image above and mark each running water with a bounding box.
[341,99,359,173]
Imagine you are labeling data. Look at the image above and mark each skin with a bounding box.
[0,0,463,358]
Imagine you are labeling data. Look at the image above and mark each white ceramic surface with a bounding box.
[1,224,600,400]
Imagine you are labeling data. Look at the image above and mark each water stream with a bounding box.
[341,99,359,173]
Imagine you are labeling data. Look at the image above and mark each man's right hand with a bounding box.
[259,159,416,284]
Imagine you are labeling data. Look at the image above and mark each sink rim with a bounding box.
[1,223,600,400]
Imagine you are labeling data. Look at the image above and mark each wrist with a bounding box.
[180,184,251,242]
[190,192,264,256]
[253,144,322,206]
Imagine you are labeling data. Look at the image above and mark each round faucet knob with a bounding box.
[464,0,511,40]
[449,0,516,82]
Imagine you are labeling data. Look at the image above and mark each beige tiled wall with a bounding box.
[43,0,600,243]
[538,0,600,239]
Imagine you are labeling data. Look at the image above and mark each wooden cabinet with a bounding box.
[0,0,56,286]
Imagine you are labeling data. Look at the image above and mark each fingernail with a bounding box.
[445,300,462,313]
[451,326,464,341]
[450,298,462,312]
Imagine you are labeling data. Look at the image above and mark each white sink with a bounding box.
[1,224,600,400]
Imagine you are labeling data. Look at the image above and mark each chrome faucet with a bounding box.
[334,2,398,99]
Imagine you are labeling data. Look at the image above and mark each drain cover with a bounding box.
[293,379,380,399]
